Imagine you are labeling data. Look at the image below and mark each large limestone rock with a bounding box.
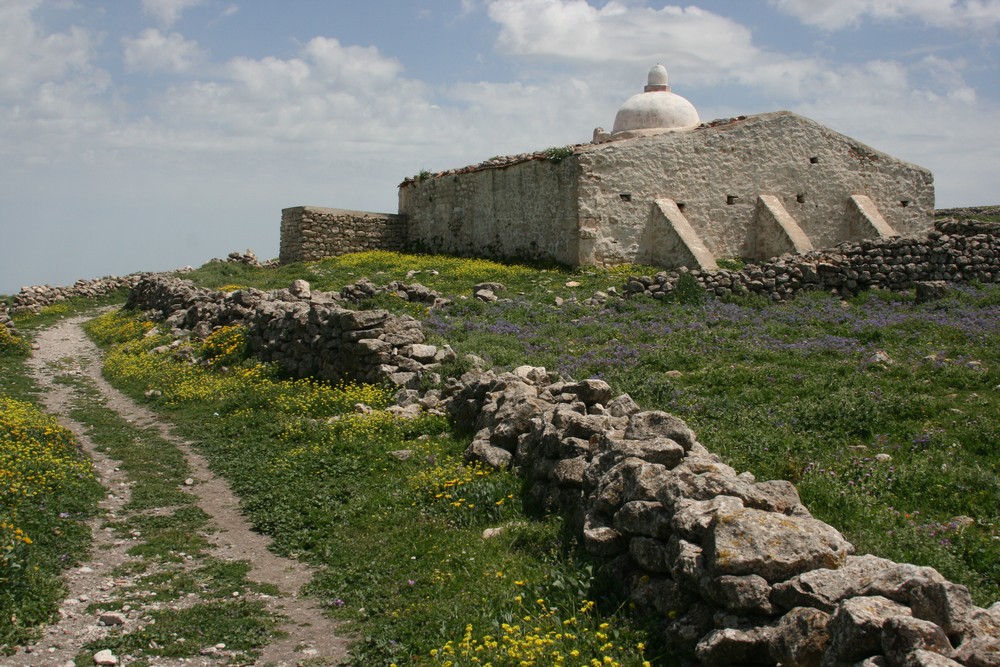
[703,507,853,583]
[769,606,832,667]
[823,595,912,665]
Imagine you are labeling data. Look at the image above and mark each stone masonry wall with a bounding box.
[398,153,582,265]
[123,238,999,665]
[280,206,407,264]
[394,112,934,271]
[576,111,934,267]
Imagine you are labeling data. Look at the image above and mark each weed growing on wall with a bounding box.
[544,145,575,164]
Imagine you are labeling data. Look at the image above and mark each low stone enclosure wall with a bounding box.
[279,206,407,263]
[1,275,148,338]
[4,275,145,314]
[124,268,999,667]
[619,218,999,303]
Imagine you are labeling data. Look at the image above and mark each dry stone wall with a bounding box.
[620,219,999,302]
[0,308,15,337]
[280,206,407,263]
[445,367,999,667]
[125,275,450,388]
[5,275,146,315]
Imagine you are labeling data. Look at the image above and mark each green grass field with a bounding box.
[2,244,997,664]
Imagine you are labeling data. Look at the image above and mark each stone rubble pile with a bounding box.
[441,366,1000,667]
[221,248,263,266]
[125,275,451,388]
[622,219,999,302]
[338,277,450,308]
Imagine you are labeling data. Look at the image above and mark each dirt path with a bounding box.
[7,316,351,667]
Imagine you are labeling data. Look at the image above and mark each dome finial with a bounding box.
[646,64,670,91]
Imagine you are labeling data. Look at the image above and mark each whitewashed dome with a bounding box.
[611,64,700,135]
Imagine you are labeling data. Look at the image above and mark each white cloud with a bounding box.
[142,0,205,28]
[123,28,206,73]
[489,0,760,77]
[302,37,404,88]
[769,0,1000,31]
[0,0,101,99]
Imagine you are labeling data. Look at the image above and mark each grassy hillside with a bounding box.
[3,237,997,664]
[179,251,1000,609]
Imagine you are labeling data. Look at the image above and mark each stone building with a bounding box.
[282,65,935,270]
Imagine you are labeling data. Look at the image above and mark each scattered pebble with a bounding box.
[98,612,126,626]
[93,648,117,665]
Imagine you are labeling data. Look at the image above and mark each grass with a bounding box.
[0,301,113,652]
[54,371,283,666]
[4,235,998,663]
[424,284,1000,605]
[0,394,104,651]
[179,250,654,313]
[0,298,281,661]
[179,250,1000,608]
[84,309,657,666]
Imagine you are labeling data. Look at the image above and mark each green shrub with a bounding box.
[0,325,29,357]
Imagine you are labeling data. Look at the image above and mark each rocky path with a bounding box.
[7,316,350,667]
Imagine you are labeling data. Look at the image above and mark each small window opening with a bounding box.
[796,194,806,203]
[726,195,739,205]
[809,156,820,164]
[619,192,632,202]
[900,200,910,207]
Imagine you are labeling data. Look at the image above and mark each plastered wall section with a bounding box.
[280,206,407,263]
[576,111,935,266]
[398,159,581,265]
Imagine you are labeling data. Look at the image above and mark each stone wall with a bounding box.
[279,206,407,263]
[620,218,998,302]
[0,308,15,337]
[576,112,933,267]
[398,152,582,265]
[3,275,146,317]
[445,367,999,667]
[125,275,449,388]
[395,112,934,271]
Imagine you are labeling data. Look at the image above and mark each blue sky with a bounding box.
[2,0,998,294]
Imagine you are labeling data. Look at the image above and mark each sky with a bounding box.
[2,0,999,294]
